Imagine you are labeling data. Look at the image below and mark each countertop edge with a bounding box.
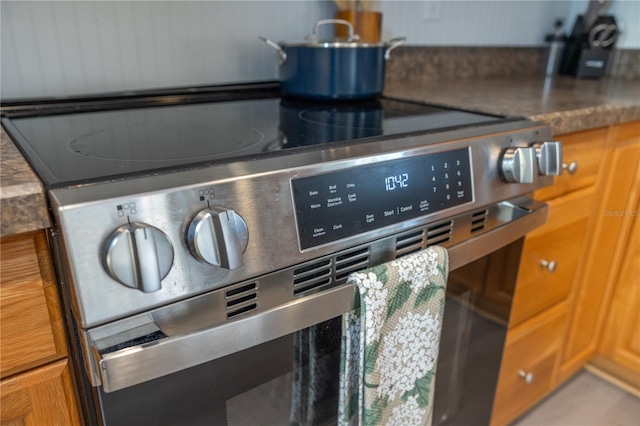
[1,126,51,237]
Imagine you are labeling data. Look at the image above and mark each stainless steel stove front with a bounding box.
[48,119,560,425]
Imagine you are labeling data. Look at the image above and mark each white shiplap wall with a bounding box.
[1,1,335,99]
[1,0,637,100]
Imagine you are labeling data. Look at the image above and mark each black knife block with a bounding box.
[559,15,617,79]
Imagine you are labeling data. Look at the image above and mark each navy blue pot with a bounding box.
[279,45,388,100]
[261,22,404,101]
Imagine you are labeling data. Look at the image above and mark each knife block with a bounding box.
[334,10,382,42]
[559,14,616,79]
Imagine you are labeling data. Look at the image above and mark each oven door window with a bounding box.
[98,317,344,426]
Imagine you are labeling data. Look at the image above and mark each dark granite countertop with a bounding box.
[1,126,50,237]
[385,76,640,135]
[2,75,639,237]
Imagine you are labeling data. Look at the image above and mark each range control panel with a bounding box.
[292,148,473,249]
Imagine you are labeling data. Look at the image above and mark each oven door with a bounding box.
[93,239,523,426]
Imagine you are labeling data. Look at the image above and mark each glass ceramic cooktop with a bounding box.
[4,93,502,187]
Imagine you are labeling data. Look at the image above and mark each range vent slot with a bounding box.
[471,209,489,233]
[226,282,258,319]
[426,220,453,246]
[293,259,332,296]
[335,247,371,282]
[396,230,425,258]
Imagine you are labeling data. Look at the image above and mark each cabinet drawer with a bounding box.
[509,187,593,327]
[535,127,607,201]
[0,359,81,425]
[0,231,67,378]
[491,302,567,426]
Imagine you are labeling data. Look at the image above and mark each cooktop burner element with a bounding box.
[68,124,265,161]
[3,86,505,187]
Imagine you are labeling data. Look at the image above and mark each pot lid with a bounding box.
[293,19,386,48]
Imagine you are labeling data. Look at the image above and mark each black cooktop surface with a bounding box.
[3,85,504,188]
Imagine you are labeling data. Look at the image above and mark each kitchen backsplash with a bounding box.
[385,47,640,86]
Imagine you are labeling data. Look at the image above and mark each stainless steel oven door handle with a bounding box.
[92,283,357,393]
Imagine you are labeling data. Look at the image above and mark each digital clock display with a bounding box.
[384,173,409,191]
[292,148,473,249]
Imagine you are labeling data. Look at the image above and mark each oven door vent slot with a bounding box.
[226,282,258,319]
[335,247,371,282]
[395,230,425,257]
[293,259,333,296]
[471,209,489,233]
[426,220,454,246]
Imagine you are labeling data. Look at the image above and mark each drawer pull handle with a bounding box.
[540,259,557,273]
[562,161,578,175]
[518,370,535,384]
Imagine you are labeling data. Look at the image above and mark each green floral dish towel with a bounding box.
[339,246,449,426]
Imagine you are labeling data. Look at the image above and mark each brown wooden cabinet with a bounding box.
[591,197,640,392]
[0,231,81,426]
[491,121,640,425]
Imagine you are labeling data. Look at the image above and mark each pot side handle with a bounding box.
[259,37,287,65]
[384,37,406,60]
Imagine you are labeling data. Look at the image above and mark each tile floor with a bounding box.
[513,370,640,426]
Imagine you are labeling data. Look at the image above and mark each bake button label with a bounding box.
[309,190,319,197]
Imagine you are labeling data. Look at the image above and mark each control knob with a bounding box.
[187,206,249,270]
[500,147,536,183]
[533,141,563,176]
[102,222,174,292]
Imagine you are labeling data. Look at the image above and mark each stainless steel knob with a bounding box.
[500,147,536,183]
[534,141,563,176]
[518,370,535,384]
[187,206,249,269]
[563,161,578,175]
[103,222,174,292]
[540,259,557,273]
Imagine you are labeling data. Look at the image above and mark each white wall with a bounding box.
[379,0,574,46]
[1,0,637,100]
[1,1,334,99]
[380,0,639,48]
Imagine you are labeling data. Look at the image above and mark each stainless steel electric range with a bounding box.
[2,82,562,426]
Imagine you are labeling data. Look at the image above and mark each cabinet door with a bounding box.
[0,231,68,378]
[0,359,81,426]
[561,121,640,379]
[592,198,640,391]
